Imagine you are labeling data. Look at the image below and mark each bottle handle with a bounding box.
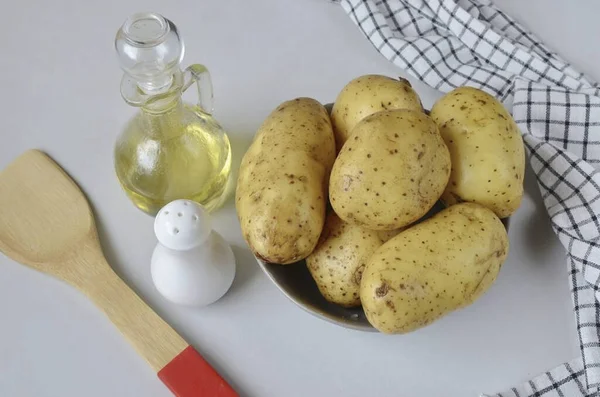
[183,64,214,115]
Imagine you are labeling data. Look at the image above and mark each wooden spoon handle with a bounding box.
[83,258,237,396]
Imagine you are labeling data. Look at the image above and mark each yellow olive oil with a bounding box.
[114,103,231,215]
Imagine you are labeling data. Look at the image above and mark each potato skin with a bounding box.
[307,211,420,307]
[236,98,336,264]
[306,212,386,307]
[329,109,451,230]
[360,203,508,334]
[429,86,525,218]
[331,75,423,151]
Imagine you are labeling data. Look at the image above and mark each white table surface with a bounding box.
[0,0,596,396]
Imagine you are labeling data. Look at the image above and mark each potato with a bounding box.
[331,74,423,151]
[306,212,403,307]
[360,202,508,334]
[306,212,383,307]
[236,98,336,264]
[429,86,525,218]
[329,109,451,230]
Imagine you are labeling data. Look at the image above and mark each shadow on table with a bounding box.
[217,127,256,212]
[222,244,263,303]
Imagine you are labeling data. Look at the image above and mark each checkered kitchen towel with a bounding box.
[334,0,600,395]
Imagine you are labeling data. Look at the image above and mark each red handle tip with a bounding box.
[158,346,237,397]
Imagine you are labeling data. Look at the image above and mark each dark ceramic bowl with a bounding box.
[256,256,374,331]
[254,104,510,331]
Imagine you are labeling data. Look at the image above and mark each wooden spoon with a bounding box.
[0,149,237,397]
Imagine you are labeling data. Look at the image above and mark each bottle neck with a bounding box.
[121,67,185,110]
[139,96,186,140]
[141,92,183,115]
[121,68,188,138]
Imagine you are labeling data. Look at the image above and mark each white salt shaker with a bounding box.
[151,199,236,307]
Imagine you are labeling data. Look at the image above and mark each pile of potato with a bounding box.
[236,74,525,334]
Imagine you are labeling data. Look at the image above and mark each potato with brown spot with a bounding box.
[429,86,525,218]
[331,74,423,151]
[306,212,402,307]
[236,98,336,264]
[329,109,451,230]
[360,203,509,334]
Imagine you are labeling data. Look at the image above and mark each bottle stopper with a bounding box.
[151,199,236,307]
[115,12,184,94]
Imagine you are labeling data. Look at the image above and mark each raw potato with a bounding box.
[329,109,451,230]
[236,98,336,264]
[360,203,509,334]
[429,86,525,218]
[306,213,382,307]
[331,74,423,151]
[306,212,403,307]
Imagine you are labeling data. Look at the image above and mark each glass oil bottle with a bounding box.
[114,12,231,216]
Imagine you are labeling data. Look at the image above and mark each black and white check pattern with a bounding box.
[337,0,600,395]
